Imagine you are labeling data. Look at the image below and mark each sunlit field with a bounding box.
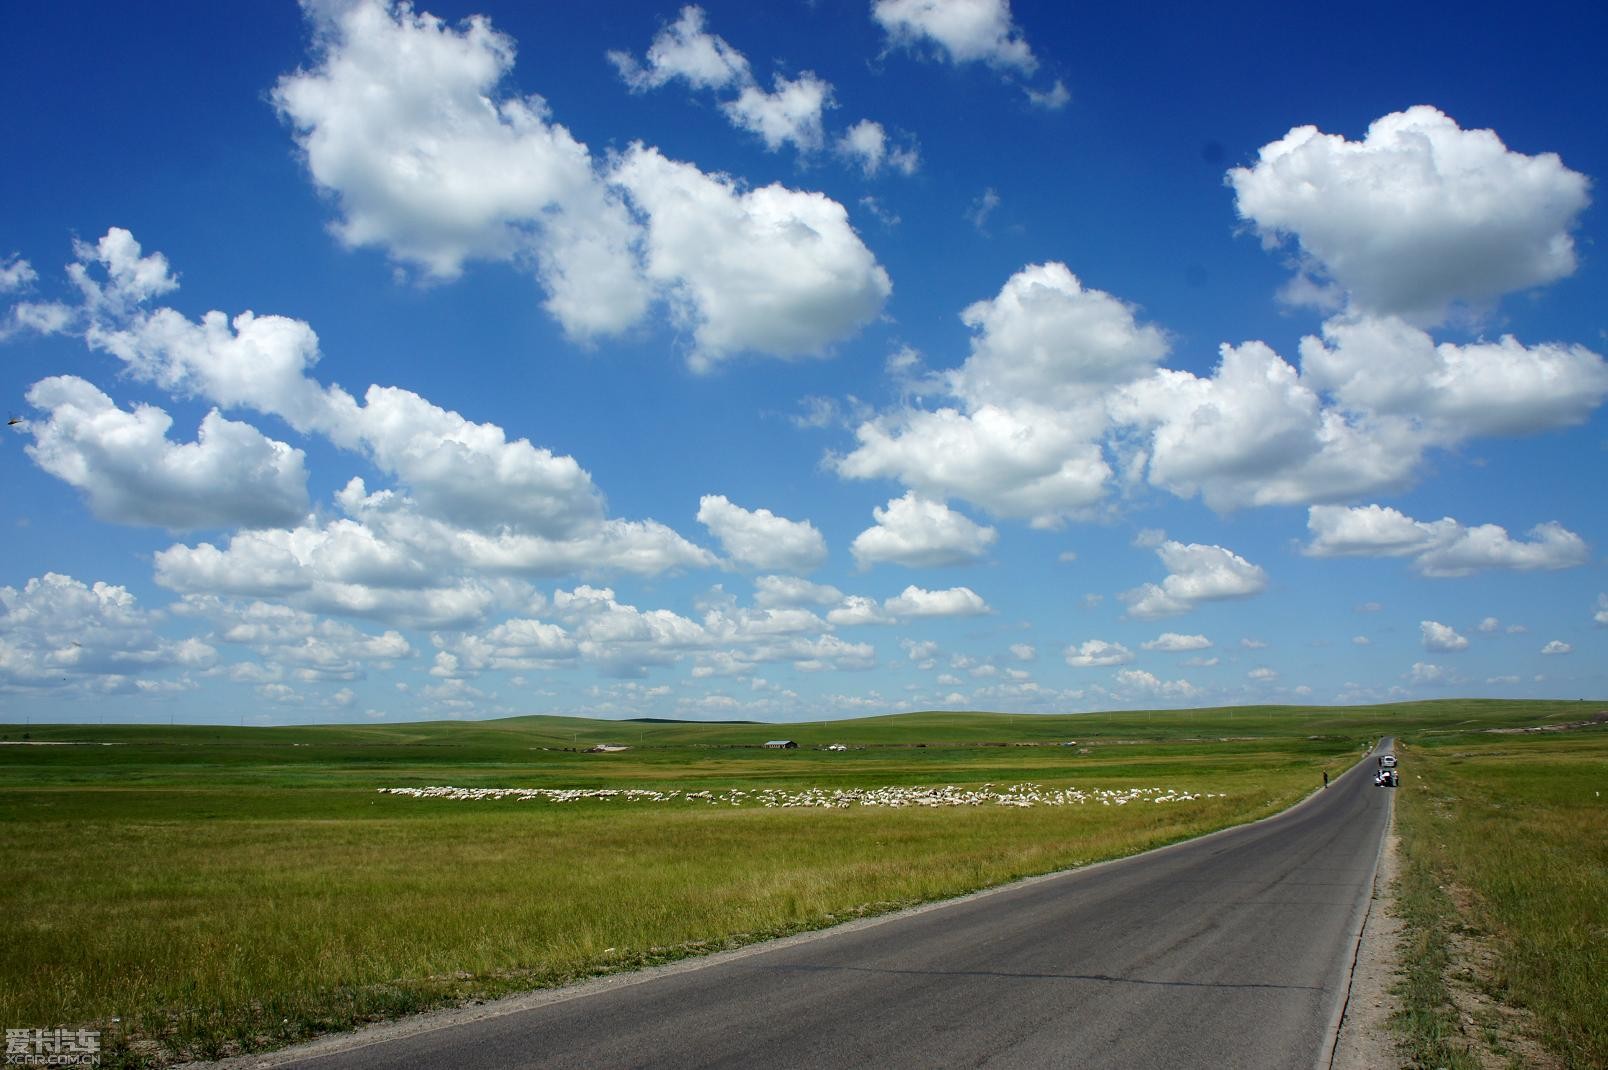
[1392,721,1607,1069]
[0,699,1596,1067]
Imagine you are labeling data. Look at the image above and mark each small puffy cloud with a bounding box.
[1352,635,1371,646]
[903,638,939,663]
[338,385,607,538]
[967,187,1001,232]
[23,376,309,531]
[1420,620,1469,653]
[273,0,651,338]
[1407,661,1447,685]
[873,0,1038,73]
[1478,617,1501,634]
[884,585,990,618]
[8,300,76,336]
[1595,594,1608,627]
[1113,668,1200,699]
[1065,640,1133,668]
[837,120,920,176]
[1300,315,1608,440]
[951,263,1170,410]
[608,5,750,91]
[834,403,1111,525]
[611,145,891,370]
[1229,106,1591,323]
[1122,538,1268,620]
[1304,505,1589,577]
[1141,632,1211,652]
[753,575,843,608]
[1009,642,1036,662]
[1540,640,1572,655]
[69,227,179,313]
[1,255,37,292]
[698,495,827,572]
[827,595,891,627]
[722,72,833,153]
[1247,666,1278,681]
[850,492,997,568]
[1024,79,1069,110]
[1241,638,1267,649]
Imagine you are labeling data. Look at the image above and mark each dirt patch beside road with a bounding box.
[1332,816,1405,1070]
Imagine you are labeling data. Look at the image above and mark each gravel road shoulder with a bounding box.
[1331,809,1404,1070]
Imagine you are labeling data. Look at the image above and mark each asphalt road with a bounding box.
[251,742,1394,1070]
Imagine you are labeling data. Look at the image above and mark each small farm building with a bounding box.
[764,739,798,749]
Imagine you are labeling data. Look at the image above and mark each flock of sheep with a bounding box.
[377,783,1226,809]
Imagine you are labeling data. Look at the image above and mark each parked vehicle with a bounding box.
[1378,754,1397,769]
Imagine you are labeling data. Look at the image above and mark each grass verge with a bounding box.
[1391,728,1606,1069]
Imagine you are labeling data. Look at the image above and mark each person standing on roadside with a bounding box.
[1323,770,1329,789]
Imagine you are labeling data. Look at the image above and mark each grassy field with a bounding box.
[0,699,1598,1067]
[1391,718,1607,1069]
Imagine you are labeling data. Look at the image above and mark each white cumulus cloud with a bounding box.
[273,0,652,339]
[1304,505,1589,578]
[850,492,997,568]
[1113,667,1199,698]
[611,145,891,370]
[1229,105,1591,323]
[697,495,827,572]
[883,585,990,618]
[873,0,1038,73]
[1065,639,1133,667]
[753,575,844,608]
[1420,621,1469,653]
[0,573,214,693]
[837,120,920,176]
[23,376,308,531]
[1299,315,1608,439]
[836,263,1165,524]
[608,5,750,91]
[722,72,834,153]
[1122,537,1268,620]
[1141,632,1212,652]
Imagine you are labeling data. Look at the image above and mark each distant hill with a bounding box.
[623,717,761,724]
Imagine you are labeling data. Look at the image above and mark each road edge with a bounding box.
[1324,773,1400,1070]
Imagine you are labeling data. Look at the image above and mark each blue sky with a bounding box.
[2,0,1605,725]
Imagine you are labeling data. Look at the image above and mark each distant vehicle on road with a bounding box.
[1378,754,1397,769]
[1374,769,1397,787]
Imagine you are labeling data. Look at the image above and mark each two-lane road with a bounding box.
[239,742,1394,1070]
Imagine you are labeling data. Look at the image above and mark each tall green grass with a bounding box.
[1392,728,1607,1068]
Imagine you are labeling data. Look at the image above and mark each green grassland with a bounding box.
[0,699,1599,1067]
[1391,721,1607,1069]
